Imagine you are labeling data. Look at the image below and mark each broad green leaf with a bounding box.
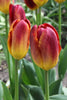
[48,69,56,84]
[21,84,33,100]
[64,0,67,8]
[58,82,63,94]
[49,79,61,96]
[0,35,8,60]
[58,45,67,79]
[50,95,67,100]
[0,81,13,100]
[28,85,44,100]
[22,58,39,85]
[8,54,15,98]
[0,81,3,100]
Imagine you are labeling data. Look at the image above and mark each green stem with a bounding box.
[35,9,38,25]
[39,7,42,25]
[59,4,61,45]
[5,14,8,38]
[45,71,49,100]
[15,60,19,100]
[25,6,28,12]
[35,7,42,25]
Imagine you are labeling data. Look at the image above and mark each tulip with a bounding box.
[0,0,10,14]
[24,0,48,10]
[7,19,31,59]
[55,0,65,3]
[33,0,48,7]
[30,23,61,71]
[9,4,26,25]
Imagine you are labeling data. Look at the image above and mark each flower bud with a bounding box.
[9,4,26,25]
[0,0,10,14]
[33,0,48,7]
[7,19,31,59]
[55,0,65,3]
[30,23,61,71]
[24,0,48,10]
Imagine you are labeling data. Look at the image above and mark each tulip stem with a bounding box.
[5,14,8,38]
[35,7,42,25]
[45,71,49,100]
[15,60,19,100]
[59,4,61,45]
[39,7,42,25]
[36,9,38,25]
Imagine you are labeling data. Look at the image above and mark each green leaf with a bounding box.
[58,45,67,79]
[0,80,13,100]
[28,85,44,100]
[7,54,15,98]
[0,35,8,60]
[21,84,33,100]
[0,81,3,100]
[49,79,61,96]
[48,69,56,84]
[28,49,45,92]
[50,95,67,100]
[22,58,39,85]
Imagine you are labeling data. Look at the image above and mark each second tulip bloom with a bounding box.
[30,23,61,71]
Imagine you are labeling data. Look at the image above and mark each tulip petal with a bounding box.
[9,4,26,25]
[33,0,48,6]
[55,0,65,3]
[0,0,10,14]
[24,0,38,10]
[8,19,30,59]
[30,25,43,68]
[30,23,61,71]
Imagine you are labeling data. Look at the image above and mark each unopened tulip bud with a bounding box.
[9,4,26,25]
[55,0,65,3]
[33,0,48,7]
[30,23,61,71]
[7,19,31,59]
[24,0,48,10]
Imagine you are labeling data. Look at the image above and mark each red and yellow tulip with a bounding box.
[0,0,10,14]
[9,4,26,25]
[24,0,48,10]
[30,23,61,71]
[55,0,65,3]
[7,19,31,59]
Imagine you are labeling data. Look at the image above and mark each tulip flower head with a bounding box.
[0,0,10,14]
[30,23,61,71]
[9,4,26,25]
[33,0,48,7]
[55,0,65,3]
[24,0,48,10]
[7,19,31,59]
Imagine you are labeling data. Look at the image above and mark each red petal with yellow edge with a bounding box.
[30,25,43,68]
[30,23,61,71]
[8,19,31,59]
